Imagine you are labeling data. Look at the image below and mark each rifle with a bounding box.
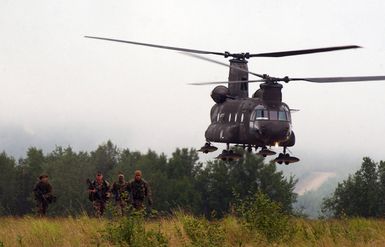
[35,188,56,204]
[87,179,109,202]
[86,179,96,202]
[114,190,121,202]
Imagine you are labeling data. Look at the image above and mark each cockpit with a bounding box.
[255,105,290,122]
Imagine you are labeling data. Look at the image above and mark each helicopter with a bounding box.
[85,36,385,164]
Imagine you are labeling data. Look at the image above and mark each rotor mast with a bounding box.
[228,58,249,98]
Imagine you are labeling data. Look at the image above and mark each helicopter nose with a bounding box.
[258,122,291,142]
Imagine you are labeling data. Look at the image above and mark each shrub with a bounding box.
[235,191,295,243]
[180,214,225,247]
[104,211,168,247]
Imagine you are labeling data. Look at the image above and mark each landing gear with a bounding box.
[198,142,218,154]
[274,147,299,165]
[257,146,276,157]
[199,142,299,164]
[215,143,242,162]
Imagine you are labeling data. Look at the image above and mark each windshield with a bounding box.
[255,105,268,120]
[254,105,290,121]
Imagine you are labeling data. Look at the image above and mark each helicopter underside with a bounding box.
[204,122,295,146]
[199,123,299,165]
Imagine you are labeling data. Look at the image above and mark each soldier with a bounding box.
[129,170,152,210]
[88,171,110,216]
[33,174,55,216]
[112,173,129,215]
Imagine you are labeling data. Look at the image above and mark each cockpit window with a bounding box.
[269,110,278,120]
[256,105,268,120]
[254,105,291,121]
[279,105,289,121]
[278,111,287,121]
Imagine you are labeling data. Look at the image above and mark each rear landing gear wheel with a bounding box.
[273,148,300,165]
[257,147,276,157]
[215,146,242,162]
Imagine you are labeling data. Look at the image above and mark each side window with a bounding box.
[234,113,238,122]
[218,112,225,123]
[228,113,232,122]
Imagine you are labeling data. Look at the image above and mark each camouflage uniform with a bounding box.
[88,179,110,216]
[33,181,53,216]
[112,180,129,215]
[129,179,152,210]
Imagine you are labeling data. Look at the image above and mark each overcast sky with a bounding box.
[1,0,384,175]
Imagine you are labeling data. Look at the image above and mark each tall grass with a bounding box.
[2,216,385,246]
[0,216,108,247]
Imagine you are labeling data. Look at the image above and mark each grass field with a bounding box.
[1,215,385,246]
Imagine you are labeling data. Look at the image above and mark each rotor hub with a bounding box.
[225,52,250,60]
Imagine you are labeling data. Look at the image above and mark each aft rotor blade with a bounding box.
[249,45,361,57]
[84,36,226,56]
[290,76,385,83]
[189,80,266,86]
[181,53,265,78]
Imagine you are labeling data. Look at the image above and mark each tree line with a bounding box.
[0,141,297,217]
[323,157,385,218]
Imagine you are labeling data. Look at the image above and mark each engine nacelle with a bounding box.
[211,86,229,104]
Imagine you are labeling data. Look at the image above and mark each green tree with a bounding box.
[377,160,385,216]
[45,147,94,215]
[0,152,18,215]
[198,151,297,218]
[16,148,45,215]
[322,157,384,217]
[156,148,202,213]
[91,140,119,175]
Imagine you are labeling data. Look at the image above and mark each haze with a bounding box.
[1,0,384,182]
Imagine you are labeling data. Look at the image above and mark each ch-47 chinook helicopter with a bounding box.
[85,36,385,165]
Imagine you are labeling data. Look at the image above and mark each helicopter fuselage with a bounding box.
[205,98,295,148]
[84,35,385,163]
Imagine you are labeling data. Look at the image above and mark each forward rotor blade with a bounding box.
[290,76,385,83]
[189,80,266,86]
[249,45,361,57]
[181,53,265,78]
[85,36,225,56]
